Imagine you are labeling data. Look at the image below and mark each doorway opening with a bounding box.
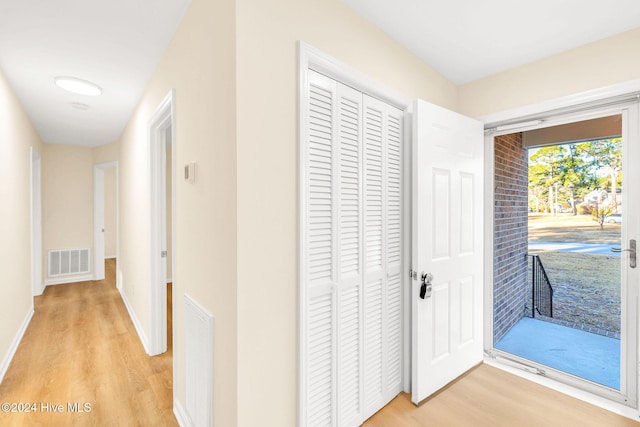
[30,147,43,296]
[94,161,118,281]
[165,126,173,353]
[148,90,175,357]
[488,108,638,407]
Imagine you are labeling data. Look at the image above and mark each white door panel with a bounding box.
[94,167,105,280]
[411,100,484,404]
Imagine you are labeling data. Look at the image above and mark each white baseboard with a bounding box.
[34,282,45,296]
[44,274,94,286]
[105,255,117,259]
[166,277,173,284]
[0,306,34,384]
[118,287,150,355]
[174,399,193,427]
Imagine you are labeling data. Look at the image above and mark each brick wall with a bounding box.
[493,133,529,342]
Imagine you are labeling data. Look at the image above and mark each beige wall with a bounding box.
[41,144,94,280]
[235,1,456,425]
[115,0,237,425]
[0,68,43,376]
[93,141,119,165]
[459,28,640,118]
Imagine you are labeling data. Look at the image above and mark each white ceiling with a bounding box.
[343,0,640,85]
[0,0,191,147]
[3,1,640,148]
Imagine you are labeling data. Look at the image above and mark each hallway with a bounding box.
[0,259,176,426]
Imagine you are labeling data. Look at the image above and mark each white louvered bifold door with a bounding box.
[304,70,338,427]
[302,70,403,427]
[336,81,364,427]
[362,95,404,420]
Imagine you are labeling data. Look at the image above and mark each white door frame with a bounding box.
[480,81,640,418]
[148,89,175,356]
[298,42,412,425]
[94,161,118,281]
[30,147,43,296]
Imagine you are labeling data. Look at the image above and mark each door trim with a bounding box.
[30,147,43,296]
[298,42,411,426]
[148,89,175,356]
[478,78,640,126]
[93,161,118,281]
[481,84,640,419]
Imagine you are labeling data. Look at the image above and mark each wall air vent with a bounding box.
[184,294,214,427]
[48,248,90,277]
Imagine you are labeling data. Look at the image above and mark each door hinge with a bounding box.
[161,251,167,258]
[409,269,417,280]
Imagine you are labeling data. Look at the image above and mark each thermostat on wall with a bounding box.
[184,161,196,183]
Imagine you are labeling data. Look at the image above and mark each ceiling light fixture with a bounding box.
[54,76,102,96]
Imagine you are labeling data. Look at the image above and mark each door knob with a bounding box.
[611,239,636,268]
[420,272,433,299]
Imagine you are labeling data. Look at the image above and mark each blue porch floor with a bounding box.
[495,317,620,390]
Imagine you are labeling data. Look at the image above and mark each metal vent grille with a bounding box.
[184,294,213,427]
[48,248,90,277]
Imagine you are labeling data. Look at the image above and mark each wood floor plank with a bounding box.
[0,259,177,426]
[363,364,640,427]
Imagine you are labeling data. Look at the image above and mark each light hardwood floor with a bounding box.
[364,363,640,427]
[0,259,176,426]
[3,261,638,427]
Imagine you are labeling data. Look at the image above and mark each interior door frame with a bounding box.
[297,42,412,425]
[481,82,640,417]
[94,161,118,281]
[148,89,175,356]
[30,147,43,296]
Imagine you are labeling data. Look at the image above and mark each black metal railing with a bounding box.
[528,254,553,318]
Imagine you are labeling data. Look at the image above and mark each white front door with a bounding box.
[411,100,484,403]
